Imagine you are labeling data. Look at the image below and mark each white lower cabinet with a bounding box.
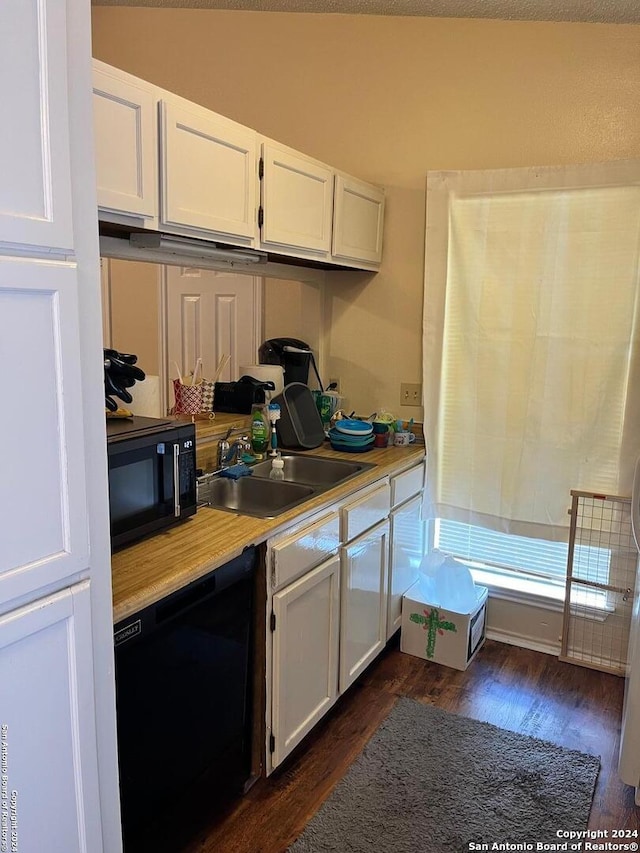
[0,582,102,853]
[267,478,397,773]
[388,494,424,639]
[387,462,426,639]
[270,554,340,769]
[339,520,389,692]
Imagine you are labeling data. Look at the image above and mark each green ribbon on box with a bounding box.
[409,608,457,658]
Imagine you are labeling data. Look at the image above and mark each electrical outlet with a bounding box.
[328,377,340,392]
[400,383,422,406]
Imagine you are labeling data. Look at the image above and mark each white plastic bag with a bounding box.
[417,549,477,613]
[412,549,445,603]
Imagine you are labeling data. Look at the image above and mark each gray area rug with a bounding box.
[288,697,600,852]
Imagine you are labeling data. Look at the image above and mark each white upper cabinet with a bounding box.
[0,0,73,251]
[160,99,258,245]
[92,60,158,223]
[260,141,333,257]
[332,173,385,268]
[92,61,385,269]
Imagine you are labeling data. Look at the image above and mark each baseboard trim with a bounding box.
[486,627,560,657]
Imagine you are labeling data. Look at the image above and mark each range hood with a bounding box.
[99,231,268,271]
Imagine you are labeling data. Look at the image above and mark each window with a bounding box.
[423,162,640,601]
[434,517,611,585]
[433,517,615,614]
[435,518,566,581]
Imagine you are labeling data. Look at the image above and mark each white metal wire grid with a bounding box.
[560,490,637,676]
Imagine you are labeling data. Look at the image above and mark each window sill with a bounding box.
[469,566,614,621]
[469,566,565,613]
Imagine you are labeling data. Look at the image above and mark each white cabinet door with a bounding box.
[391,461,424,509]
[388,494,425,639]
[341,482,390,543]
[271,511,340,591]
[260,142,333,256]
[271,555,340,769]
[340,520,389,693]
[332,174,385,267]
[160,100,258,243]
[1,1,121,848]
[0,257,89,605]
[0,0,72,251]
[93,60,157,221]
[165,265,261,403]
[0,582,102,853]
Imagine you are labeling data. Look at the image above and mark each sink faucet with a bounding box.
[217,429,252,469]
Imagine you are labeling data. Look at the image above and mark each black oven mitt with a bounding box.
[104,349,146,411]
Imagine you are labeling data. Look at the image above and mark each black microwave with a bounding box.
[106,416,197,549]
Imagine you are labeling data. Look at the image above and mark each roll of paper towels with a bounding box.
[128,374,162,417]
[238,364,285,399]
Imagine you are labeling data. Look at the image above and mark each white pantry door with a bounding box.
[166,266,261,400]
[0,257,90,603]
[0,0,73,251]
[0,0,119,849]
[0,583,102,853]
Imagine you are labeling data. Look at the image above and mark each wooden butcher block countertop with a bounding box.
[111,440,425,624]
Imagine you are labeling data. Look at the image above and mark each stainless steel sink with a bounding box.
[197,475,316,519]
[250,453,374,487]
[196,452,376,519]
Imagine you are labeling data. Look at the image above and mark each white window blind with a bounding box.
[423,162,640,549]
[423,162,640,597]
[434,518,611,585]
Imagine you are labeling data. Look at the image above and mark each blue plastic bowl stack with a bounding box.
[328,419,375,453]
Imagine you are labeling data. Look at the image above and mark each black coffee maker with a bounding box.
[258,338,324,388]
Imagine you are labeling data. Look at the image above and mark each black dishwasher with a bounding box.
[114,546,256,851]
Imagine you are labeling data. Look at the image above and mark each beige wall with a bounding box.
[263,277,325,380]
[105,258,160,375]
[92,10,640,418]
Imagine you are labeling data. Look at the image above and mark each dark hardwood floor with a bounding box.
[177,639,638,853]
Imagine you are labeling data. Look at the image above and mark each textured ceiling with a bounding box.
[89,0,640,24]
